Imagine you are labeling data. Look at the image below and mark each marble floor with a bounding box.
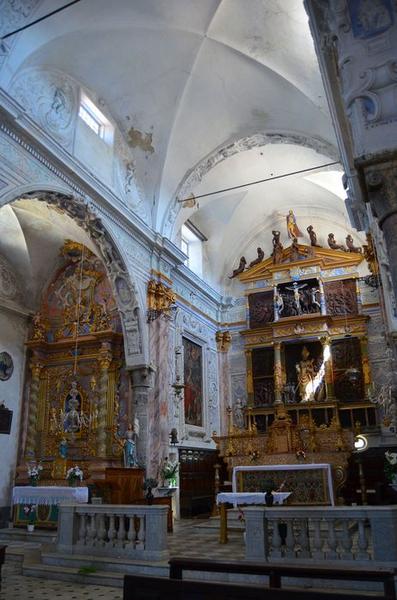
[0,518,245,599]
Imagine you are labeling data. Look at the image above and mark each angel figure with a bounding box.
[328,233,347,251]
[249,247,265,268]
[229,257,246,279]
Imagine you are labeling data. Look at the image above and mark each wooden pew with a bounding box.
[124,573,394,600]
[168,557,396,600]
[0,545,6,592]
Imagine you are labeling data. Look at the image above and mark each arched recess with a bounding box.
[161,131,340,239]
[0,184,146,368]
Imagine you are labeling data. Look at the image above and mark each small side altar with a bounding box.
[12,485,89,529]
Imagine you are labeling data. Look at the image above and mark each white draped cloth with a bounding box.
[12,486,89,506]
[217,491,291,507]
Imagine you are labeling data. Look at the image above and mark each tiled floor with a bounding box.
[0,518,245,599]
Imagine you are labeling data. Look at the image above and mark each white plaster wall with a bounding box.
[74,118,114,188]
[0,309,28,511]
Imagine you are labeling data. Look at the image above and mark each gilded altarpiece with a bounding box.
[20,241,132,481]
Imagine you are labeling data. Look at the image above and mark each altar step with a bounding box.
[0,526,57,544]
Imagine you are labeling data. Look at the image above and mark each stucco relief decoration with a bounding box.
[0,256,20,301]
[0,1,40,69]
[9,68,78,150]
[19,190,142,360]
[207,349,219,434]
[0,351,13,381]
[348,0,394,40]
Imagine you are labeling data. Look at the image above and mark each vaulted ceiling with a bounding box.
[0,0,360,294]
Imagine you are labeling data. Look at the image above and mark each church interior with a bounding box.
[1,1,397,598]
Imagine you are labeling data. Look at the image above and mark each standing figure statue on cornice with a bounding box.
[272,230,284,264]
[307,225,321,247]
[286,210,303,239]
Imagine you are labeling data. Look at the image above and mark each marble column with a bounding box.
[245,349,254,407]
[318,279,326,316]
[273,342,283,404]
[97,342,112,457]
[25,358,44,458]
[130,364,155,472]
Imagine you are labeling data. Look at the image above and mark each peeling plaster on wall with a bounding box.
[127,127,155,154]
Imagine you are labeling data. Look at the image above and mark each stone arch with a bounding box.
[0,184,145,368]
[162,131,339,238]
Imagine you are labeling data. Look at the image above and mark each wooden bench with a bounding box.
[124,573,394,600]
[168,557,396,600]
[0,545,6,592]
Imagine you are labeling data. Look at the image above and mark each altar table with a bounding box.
[12,486,89,528]
[232,463,334,506]
[216,491,291,544]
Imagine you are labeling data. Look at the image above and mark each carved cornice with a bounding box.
[215,330,232,353]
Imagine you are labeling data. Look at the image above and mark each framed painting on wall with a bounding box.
[182,337,203,427]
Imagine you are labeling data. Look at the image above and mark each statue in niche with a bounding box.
[286,210,303,239]
[249,247,264,268]
[290,237,300,262]
[310,287,321,312]
[229,257,246,279]
[274,290,284,317]
[233,399,246,429]
[346,234,362,253]
[285,281,307,315]
[296,346,316,402]
[307,225,321,247]
[328,233,347,251]
[272,230,284,264]
[63,381,83,433]
[123,420,139,467]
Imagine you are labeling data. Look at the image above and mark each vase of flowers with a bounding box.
[27,463,43,486]
[385,451,397,489]
[161,460,179,488]
[23,504,37,532]
[66,465,84,487]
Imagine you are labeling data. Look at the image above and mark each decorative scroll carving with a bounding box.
[0,255,21,301]
[215,330,232,353]
[19,190,142,359]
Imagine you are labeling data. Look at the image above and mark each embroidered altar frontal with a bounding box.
[235,464,333,505]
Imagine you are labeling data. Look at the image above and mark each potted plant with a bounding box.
[24,504,37,532]
[27,462,43,486]
[66,465,84,487]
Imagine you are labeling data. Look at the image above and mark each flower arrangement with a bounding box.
[66,465,84,486]
[27,463,43,486]
[384,451,397,483]
[161,461,179,487]
[23,504,37,524]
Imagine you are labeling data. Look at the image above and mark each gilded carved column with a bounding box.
[321,337,335,401]
[359,336,371,398]
[245,349,254,408]
[25,359,44,458]
[97,342,112,457]
[274,342,283,404]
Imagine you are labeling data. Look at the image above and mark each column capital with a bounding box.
[129,364,156,388]
[365,160,397,227]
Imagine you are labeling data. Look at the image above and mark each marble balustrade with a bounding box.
[57,503,168,561]
[244,506,397,564]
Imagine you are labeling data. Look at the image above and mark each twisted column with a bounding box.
[274,342,283,405]
[25,361,43,457]
[97,342,112,457]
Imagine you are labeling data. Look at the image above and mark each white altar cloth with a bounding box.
[232,463,334,506]
[217,491,291,507]
[12,486,89,506]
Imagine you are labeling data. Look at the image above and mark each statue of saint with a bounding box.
[123,421,139,468]
[307,225,321,247]
[286,210,303,239]
[290,237,300,262]
[296,346,316,402]
[346,234,362,253]
[274,290,284,317]
[328,233,347,251]
[249,247,264,268]
[272,230,284,264]
[59,438,68,459]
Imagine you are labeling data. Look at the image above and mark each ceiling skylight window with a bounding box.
[78,93,113,143]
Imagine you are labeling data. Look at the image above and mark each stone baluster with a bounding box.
[97,513,106,547]
[273,342,283,405]
[326,519,338,559]
[136,516,145,549]
[127,516,135,547]
[77,513,87,546]
[117,514,126,547]
[97,342,112,457]
[86,514,96,547]
[340,520,353,560]
[108,514,116,547]
[357,518,369,560]
[25,360,44,457]
[284,520,295,559]
[312,519,323,559]
[271,518,283,559]
[297,519,310,558]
